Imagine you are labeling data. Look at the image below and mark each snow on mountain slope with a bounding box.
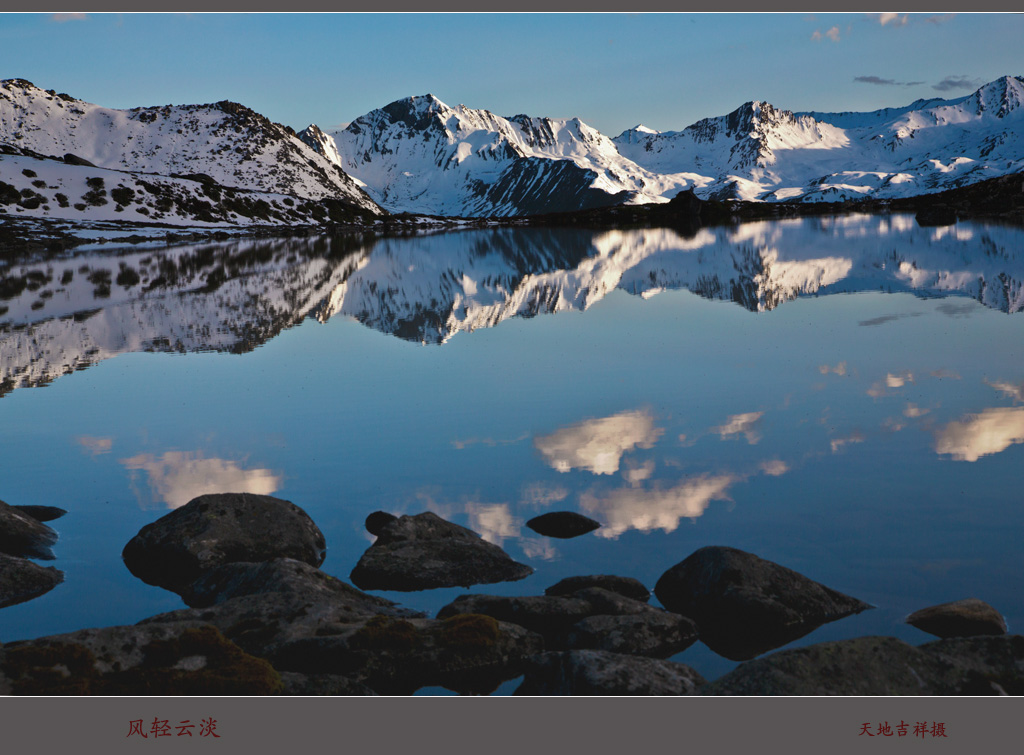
[304,77,1023,215]
[0,79,382,213]
[320,94,704,217]
[617,76,1024,203]
[0,149,375,227]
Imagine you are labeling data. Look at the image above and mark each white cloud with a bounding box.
[519,482,569,509]
[623,460,655,487]
[935,407,1024,462]
[534,409,663,475]
[831,431,866,453]
[904,403,930,418]
[985,379,1024,404]
[873,12,908,26]
[819,361,848,376]
[713,411,764,445]
[464,502,520,546]
[77,435,113,456]
[759,459,789,476]
[51,12,88,22]
[887,371,914,388]
[826,25,841,41]
[120,451,281,509]
[581,474,737,538]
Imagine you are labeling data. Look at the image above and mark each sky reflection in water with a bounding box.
[1,215,1023,684]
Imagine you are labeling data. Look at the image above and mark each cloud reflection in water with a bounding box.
[120,451,282,509]
[534,409,663,475]
[935,407,1024,462]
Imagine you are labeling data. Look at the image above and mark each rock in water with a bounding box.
[121,493,326,593]
[12,505,67,523]
[545,575,650,602]
[349,512,533,591]
[906,598,1008,638]
[0,499,59,560]
[0,552,64,609]
[525,511,601,539]
[365,511,397,537]
[654,546,871,661]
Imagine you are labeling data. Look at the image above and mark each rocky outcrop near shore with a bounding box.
[654,546,872,660]
[121,492,327,593]
[0,499,65,609]
[4,497,1022,696]
[349,511,533,591]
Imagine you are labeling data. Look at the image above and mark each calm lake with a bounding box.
[2,213,1023,688]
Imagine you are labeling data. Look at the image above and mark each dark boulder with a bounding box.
[654,546,871,660]
[266,613,544,695]
[437,594,596,637]
[906,598,1008,639]
[515,650,705,695]
[0,499,59,560]
[140,561,419,658]
[12,505,67,523]
[121,493,326,594]
[525,511,600,539]
[62,153,96,167]
[0,553,64,609]
[0,623,282,695]
[364,511,397,537]
[349,512,532,591]
[566,612,699,658]
[437,587,666,647]
[180,558,399,610]
[703,634,1024,696]
[545,574,650,602]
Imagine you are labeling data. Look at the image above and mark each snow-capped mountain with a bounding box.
[0,79,384,222]
[313,94,705,217]
[616,75,1024,203]
[302,77,1024,215]
[4,215,1022,396]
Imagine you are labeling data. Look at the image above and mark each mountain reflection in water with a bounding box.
[2,215,1023,398]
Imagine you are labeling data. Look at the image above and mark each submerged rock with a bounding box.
[906,598,1008,639]
[545,574,650,602]
[0,499,59,560]
[525,511,601,539]
[654,546,871,661]
[0,623,282,695]
[515,650,705,696]
[121,493,327,593]
[0,552,64,609]
[349,512,533,591]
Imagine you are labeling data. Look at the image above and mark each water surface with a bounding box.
[2,214,1022,685]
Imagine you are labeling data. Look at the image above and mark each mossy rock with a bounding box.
[2,625,283,696]
[348,616,421,651]
[436,614,501,649]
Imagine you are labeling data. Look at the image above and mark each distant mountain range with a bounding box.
[3,216,1022,396]
[1,76,1022,224]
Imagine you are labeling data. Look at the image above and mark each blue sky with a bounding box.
[2,13,1021,136]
